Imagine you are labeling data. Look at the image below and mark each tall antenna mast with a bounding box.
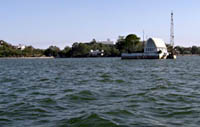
[170,11,174,47]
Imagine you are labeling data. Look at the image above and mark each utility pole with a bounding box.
[143,30,145,42]
[170,11,174,47]
[143,30,145,52]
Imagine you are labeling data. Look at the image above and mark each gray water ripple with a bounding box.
[0,56,200,126]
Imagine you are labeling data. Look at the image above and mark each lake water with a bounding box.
[0,56,200,127]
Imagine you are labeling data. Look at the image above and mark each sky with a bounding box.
[0,0,199,49]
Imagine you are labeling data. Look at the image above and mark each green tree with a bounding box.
[59,46,71,57]
[191,46,199,54]
[115,36,126,53]
[44,46,60,57]
[116,34,142,53]
[125,34,140,53]
[90,39,97,44]
[71,43,90,57]
[175,46,184,54]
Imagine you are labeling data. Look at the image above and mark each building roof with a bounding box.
[97,39,114,45]
[149,38,167,48]
[97,41,114,45]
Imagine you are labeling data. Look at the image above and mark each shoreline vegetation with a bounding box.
[0,56,54,59]
[0,54,199,59]
[0,34,200,58]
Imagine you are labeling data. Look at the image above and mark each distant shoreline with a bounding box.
[0,55,199,59]
[177,54,200,56]
[0,56,55,59]
[0,56,118,59]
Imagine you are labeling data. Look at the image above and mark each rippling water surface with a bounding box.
[0,56,200,127]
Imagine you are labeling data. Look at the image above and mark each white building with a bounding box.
[0,40,4,45]
[90,49,104,56]
[121,37,169,59]
[144,38,168,57]
[17,44,26,50]
[97,39,114,45]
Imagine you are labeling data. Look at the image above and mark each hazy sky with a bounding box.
[0,0,199,49]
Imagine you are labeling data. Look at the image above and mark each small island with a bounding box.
[0,34,200,58]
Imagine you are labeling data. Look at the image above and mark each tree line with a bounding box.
[0,34,143,57]
[174,46,200,55]
[0,40,44,57]
[0,34,200,57]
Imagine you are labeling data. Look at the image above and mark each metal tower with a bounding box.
[170,11,174,47]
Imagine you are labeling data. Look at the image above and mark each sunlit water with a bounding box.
[0,56,200,127]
